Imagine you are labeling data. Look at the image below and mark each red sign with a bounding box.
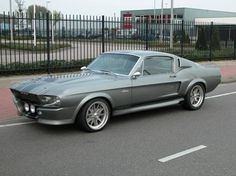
[123,13,132,29]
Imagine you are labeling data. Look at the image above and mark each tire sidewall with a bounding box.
[77,98,111,132]
[184,83,205,110]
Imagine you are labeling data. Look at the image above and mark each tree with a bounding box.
[15,0,25,30]
[184,33,190,44]
[51,11,61,42]
[26,5,61,23]
[26,5,48,20]
[52,10,61,26]
[182,30,190,44]
[195,27,208,50]
[15,0,25,13]
[173,31,178,43]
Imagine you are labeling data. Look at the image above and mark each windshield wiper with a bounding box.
[99,69,117,76]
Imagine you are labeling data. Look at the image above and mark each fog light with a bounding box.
[24,103,29,112]
[30,105,36,113]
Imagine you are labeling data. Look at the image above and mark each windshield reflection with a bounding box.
[88,53,139,75]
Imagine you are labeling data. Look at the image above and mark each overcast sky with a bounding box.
[1,0,236,17]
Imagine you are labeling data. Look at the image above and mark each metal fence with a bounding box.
[0,12,236,75]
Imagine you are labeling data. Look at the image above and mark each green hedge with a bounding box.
[160,48,234,61]
[0,59,93,76]
[0,43,71,51]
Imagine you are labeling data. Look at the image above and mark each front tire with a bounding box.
[76,98,111,132]
[183,83,205,110]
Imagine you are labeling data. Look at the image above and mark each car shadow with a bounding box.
[28,123,81,134]
[27,104,184,134]
[110,105,183,125]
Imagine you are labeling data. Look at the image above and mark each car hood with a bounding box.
[11,71,128,96]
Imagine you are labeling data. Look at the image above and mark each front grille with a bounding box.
[11,89,41,104]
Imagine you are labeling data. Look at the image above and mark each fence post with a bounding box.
[209,22,213,61]
[145,19,148,50]
[46,12,50,74]
[102,15,105,53]
[181,20,184,57]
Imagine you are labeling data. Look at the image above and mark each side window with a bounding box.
[143,56,173,76]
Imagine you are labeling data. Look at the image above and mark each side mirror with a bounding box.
[80,66,87,70]
[131,72,141,79]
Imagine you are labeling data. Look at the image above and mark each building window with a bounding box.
[177,15,183,19]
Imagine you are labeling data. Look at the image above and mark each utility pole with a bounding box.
[46,0,50,10]
[46,1,54,44]
[52,13,54,44]
[153,0,156,23]
[9,0,14,42]
[170,0,174,49]
[33,4,36,46]
[160,0,164,42]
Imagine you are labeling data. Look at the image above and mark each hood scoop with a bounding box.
[42,72,93,82]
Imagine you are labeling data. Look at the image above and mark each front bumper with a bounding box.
[14,98,76,125]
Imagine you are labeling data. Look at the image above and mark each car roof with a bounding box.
[104,50,176,58]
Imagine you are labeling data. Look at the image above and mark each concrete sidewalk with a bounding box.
[1,60,236,122]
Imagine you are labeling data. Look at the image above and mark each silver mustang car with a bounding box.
[11,50,221,132]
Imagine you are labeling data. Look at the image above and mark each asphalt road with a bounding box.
[1,82,236,176]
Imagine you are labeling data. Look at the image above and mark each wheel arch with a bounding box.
[185,79,207,95]
[71,93,113,122]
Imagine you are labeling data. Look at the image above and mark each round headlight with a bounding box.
[30,105,36,113]
[40,96,53,103]
[24,103,29,112]
[39,95,61,107]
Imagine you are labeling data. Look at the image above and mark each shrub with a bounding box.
[195,27,208,50]
[211,26,221,50]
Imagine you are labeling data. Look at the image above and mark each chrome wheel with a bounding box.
[183,83,205,110]
[190,85,204,108]
[85,101,109,131]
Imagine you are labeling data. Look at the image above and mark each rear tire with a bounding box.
[183,83,205,110]
[76,98,111,132]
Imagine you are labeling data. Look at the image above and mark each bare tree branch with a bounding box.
[15,0,25,13]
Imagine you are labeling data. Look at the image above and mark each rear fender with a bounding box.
[184,79,207,95]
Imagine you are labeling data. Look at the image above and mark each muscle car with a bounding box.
[11,50,221,132]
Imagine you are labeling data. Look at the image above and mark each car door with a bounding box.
[131,56,181,105]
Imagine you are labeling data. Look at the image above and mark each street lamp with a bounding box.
[46,0,55,44]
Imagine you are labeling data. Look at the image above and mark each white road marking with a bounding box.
[158,145,207,163]
[206,91,236,99]
[0,121,35,128]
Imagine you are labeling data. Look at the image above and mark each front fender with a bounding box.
[71,92,113,121]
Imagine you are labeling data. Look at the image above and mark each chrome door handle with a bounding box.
[169,75,176,78]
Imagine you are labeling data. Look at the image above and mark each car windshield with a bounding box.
[87,53,139,75]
